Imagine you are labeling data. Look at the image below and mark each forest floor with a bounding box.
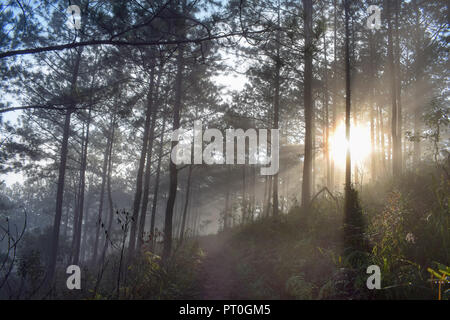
[197,233,240,299]
[179,168,450,301]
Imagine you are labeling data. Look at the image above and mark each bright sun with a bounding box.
[329,122,372,166]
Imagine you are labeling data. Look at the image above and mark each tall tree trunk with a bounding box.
[71,179,79,240]
[80,182,93,263]
[375,103,380,169]
[100,115,116,265]
[344,0,352,194]
[387,0,400,178]
[386,123,392,166]
[265,175,273,217]
[301,0,313,211]
[70,132,83,263]
[312,110,316,193]
[47,48,82,286]
[137,65,163,253]
[174,197,181,239]
[395,0,403,173]
[379,105,386,171]
[353,112,359,186]
[224,178,230,230]
[322,24,331,189]
[150,114,167,250]
[192,195,200,236]
[251,165,256,218]
[63,197,71,241]
[370,102,376,180]
[369,32,377,181]
[185,190,194,237]
[262,175,268,216]
[242,166,247,222]
[413,0,422,166]
[128,63,156,261]
[413,101,421,166]
[163,13,185,261]
[330,0,338,191]
[72,106,92,265]
[179,165,193,243]
[92,120,112,264]
[272,0,281,216]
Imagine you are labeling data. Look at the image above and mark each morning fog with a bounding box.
[170,120,279,175]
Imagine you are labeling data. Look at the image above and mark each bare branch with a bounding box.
[0,30,267,60]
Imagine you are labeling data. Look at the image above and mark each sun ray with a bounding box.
[329,121,372,167]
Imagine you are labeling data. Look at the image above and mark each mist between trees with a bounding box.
[170,120,279,175]
[0,0,448,300]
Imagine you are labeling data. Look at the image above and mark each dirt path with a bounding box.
[198,234,239,299]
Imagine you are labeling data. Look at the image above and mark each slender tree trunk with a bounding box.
[262,175,268,217]
[92,121,112,264]
[251,165,256,218]
[70,132,83,263]
[100,116,116,264]
[80,183,92,263]
[379,105,386,171]
[242,166,247,222]
[395,0,403,173]
[266,175,273,217]
[137,65,163,253]
[71,179,79,240]
[312,111,316,193]
[301,0,313,211]
[163,16,185,261]
[47,48,82,286]
[63,198,71,241]
[128,63,156,261]
[353,113,359,186]
[413,0,422,167]
[224,178,230,230]
[369,32,377,181]
[376,104,381,171]
[322,26,331,189]
[330,0,338,191]
[192,195,199,236]
[344,0,352,192]
[185,191,194,238]
[150,114,167,250]
[386,124,392,165]
[72,106,92,265]
[174,198,182,239]
[387,0,400,178]
[370,103,376,180]
[413,105,421,166]
[286,172,290,210]
[179,165,193,243]
[272,0,281,216]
